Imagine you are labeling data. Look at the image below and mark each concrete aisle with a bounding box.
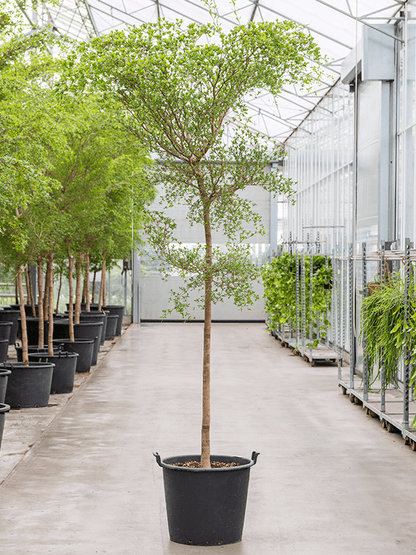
[1,323,416,555]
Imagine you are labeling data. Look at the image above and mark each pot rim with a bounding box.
[0,403,10,413]
[153,452,259,472]
[28,351,79,360]
[0,362,55,369]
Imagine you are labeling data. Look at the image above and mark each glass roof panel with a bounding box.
[12,0,404,143]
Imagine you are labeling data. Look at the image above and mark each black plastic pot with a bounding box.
[2,362,54,408]
[154,452,259,546]
[29,351,78,394]
[105,315,119,341]
[0,338,9,364]
[0,403,10,450]
[0,310,20,344]
[74,322,103,365]
[0,322,12,344]
[79,312,107,346]
[15,345,64,362]
[20,317,45,345]
[0,369,11,404]
[50,319,70,340]
[103,305,124,336]
[53,339,94,374]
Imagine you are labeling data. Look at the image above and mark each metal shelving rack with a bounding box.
[338,238,416,449]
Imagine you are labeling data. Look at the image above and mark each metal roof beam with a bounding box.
[315,0,404,43]
[83,0,99,35]
[250,0,259,22]
[256,3,352,50]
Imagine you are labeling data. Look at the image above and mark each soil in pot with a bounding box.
[0,368,11,404]
[0,310,20,344]
[105,314,119,341]
[154,452,259,546]
[0,403,10,450]
[0,322,12,344]
[53,339,94,373]
[28,351,78,394]
[1,362,54,408]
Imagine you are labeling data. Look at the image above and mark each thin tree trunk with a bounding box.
[37,260,44,348]
[91,271,96,303]
[55,272,62,314]
[28,267,36,317]
[15,277,18,305]
[201,210,212,469]
[43,267,49,321]
[48,253,54,356]
[24,266,31,306]
[67,250,75,342]
[85,253,91,312]
[18,266,29,366]
[98,251,107,311]
[82,267,87,305]
[74,256,83,324]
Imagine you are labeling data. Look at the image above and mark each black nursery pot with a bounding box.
[0,309,20,344]
[15,345,64,363]
[74,322,103,365]
[0,369,11,404]
[0,322,12,344]
[79,312,107,346]
[154,452,259,546]
[105,315,119,341]
[28,351,78,394]
[0,338,9,364]
[53,339,94,374]
[0,403,10,450]
[1,362,54,408]
[103,305,124,336]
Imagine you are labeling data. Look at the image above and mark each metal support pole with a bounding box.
[325,248,330,348]
[337,251,342,379]
[296,243,300,348]
[403,238,411,431]
[380,241,386,414]
[362,242,368,401]
[348,243,355,389]
[301,231,306,357]
[309,234,313,362]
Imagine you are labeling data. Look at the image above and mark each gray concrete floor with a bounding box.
[0,323,416,554]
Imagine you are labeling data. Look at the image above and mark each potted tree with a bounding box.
[63,11,324,545]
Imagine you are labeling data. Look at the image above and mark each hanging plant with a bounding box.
[360,272,416,386]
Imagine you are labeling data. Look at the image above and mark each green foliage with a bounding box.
[360,273,416,386]
[261,253,332,346]
[61,17,325,317]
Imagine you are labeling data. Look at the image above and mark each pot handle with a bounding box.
[251,451,260,465]
[153,452,162,467]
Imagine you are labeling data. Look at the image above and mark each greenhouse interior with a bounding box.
[1,0,416,553]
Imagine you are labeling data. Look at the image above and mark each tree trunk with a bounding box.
[55,271,62,314]
[98,251,107,311]
[48,253,54,356]
[92,271,96,303]
[67,250,75,342]
[85,253,91,312]
[18,266,29,366]
[74,256,83,325]
[15,276,18,305]
[43,269,49,322]
[24,266,31,306]
[37,260,44,348]
[201,210,212,469]
[28,267,36,317]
